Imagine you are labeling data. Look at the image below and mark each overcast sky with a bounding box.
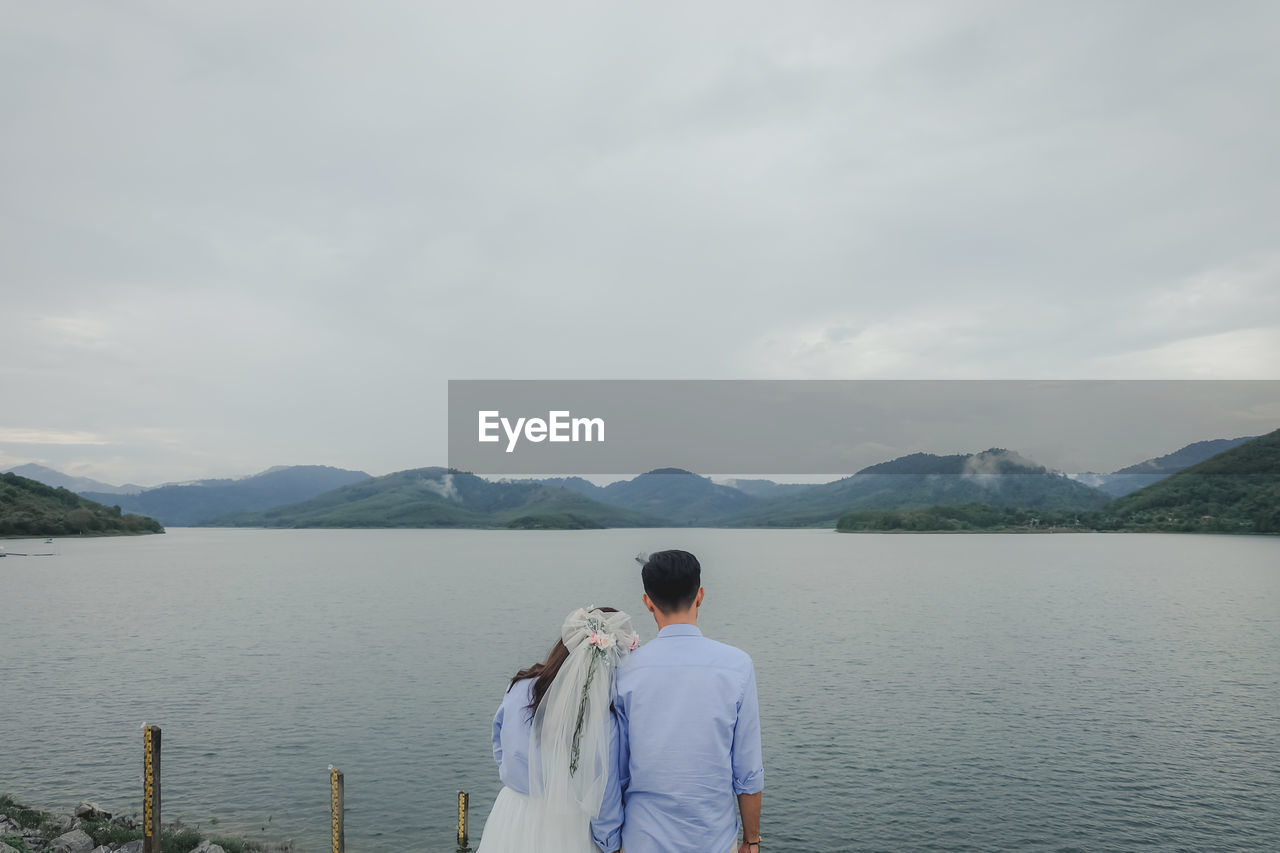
[2,1,1278,485]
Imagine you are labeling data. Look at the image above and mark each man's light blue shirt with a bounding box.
[602,624,764,853]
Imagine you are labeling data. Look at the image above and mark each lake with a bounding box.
[1,528,1277,852]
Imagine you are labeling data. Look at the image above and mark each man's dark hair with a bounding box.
[641,549,701,614]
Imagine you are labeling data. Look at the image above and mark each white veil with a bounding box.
[528,607,639,818]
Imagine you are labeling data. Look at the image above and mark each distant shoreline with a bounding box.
[2,530,163,541]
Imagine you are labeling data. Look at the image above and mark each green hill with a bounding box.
[598,468,758,525]
[1079,436,1256,496]
[1106,428,1280,533]
[1,473,165,537]
[836,429,1280,534]
[208,467,669,529]
[82,464,372,526]
[730,449,1111,527]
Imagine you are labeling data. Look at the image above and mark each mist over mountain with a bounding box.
[212,468,667,528]
[205,451,1115,530]
[4,463,147,495]
[727,449,1111,527]
[81,465,372,526]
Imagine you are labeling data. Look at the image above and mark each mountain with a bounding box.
[596,469,758,525]
[81,465,372,526]
[1,473,163,537]
[209,468,669,528]
[1073,436,1257,496]
[4,463,147,495]
[535,470,762,525]
[537,477,608,499]
[728,449,1112,527]
[1106,428,1280,533]
[716,478,816,500]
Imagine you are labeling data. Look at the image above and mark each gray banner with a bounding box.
[447,380,1280,476]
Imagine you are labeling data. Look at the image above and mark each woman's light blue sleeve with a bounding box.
[491,698,505,768]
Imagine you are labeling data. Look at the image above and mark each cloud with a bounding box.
[0,428,111,446]
[1088,327,1280,380]
[422,471,459,501]
[962,449,1040,483]
[2,1,1278,481]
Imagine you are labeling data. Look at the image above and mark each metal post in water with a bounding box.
[457,791,469,847]
[143,726,162,853]
[330,766,345,853]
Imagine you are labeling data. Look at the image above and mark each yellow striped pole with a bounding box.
[457,791,469,847]
[330,767,344,853]
[143,726,162,853]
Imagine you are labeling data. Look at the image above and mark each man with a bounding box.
[607,549,764,853]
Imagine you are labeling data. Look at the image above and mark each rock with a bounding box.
[47,828,95,853]
[191,843,228,853]
[117,841,145,853]
[0,840,21,853]
[74,801,111,821]
[110,813,138,829]
[89,847,111,853]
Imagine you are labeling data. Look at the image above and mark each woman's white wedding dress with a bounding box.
[476,783,599,853]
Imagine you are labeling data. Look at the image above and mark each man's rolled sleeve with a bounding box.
[590,706,626,852]
[731,663,765,795]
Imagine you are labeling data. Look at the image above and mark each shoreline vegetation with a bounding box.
[0,474,164,540]
[0,794,292,853]
[835,499,1279,534]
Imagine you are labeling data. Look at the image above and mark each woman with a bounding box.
[477,606,639,853]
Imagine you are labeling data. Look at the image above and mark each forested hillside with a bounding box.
[1,473,164,537]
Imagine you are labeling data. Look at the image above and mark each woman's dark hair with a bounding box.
[510,606,619,720]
